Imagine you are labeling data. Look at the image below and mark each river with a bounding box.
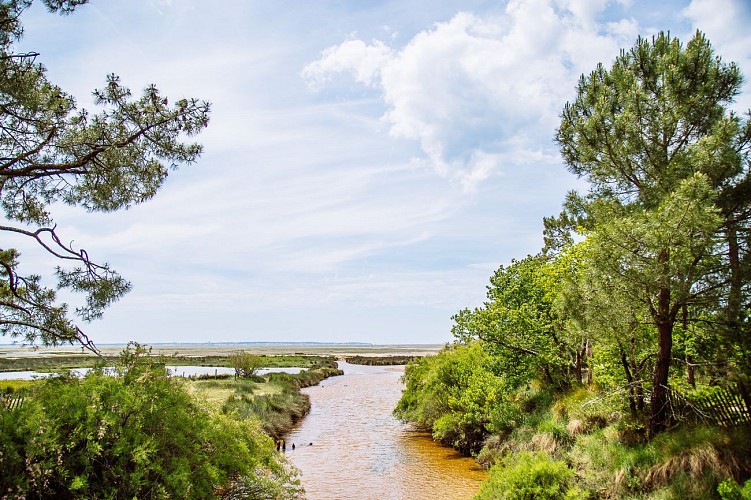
[284,361,486,499]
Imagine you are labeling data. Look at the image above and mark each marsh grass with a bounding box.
[186,364,343,440]
[0,380,37,393]
[0,353,337,373]
[344,355,420,365]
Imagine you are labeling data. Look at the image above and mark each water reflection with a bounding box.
[285,361,486,499]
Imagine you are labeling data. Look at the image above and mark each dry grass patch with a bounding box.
[530,432,558,454]
[645,443,731,488]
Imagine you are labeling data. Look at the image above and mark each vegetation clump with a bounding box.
[221,361,343,439]
[475,451,584,500]
[229,350,264,378]
[0,344,303,499]
[345,355,421,366]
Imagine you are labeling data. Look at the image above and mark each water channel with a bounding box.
[285,361,486,499]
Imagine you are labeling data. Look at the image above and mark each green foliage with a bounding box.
[474,451,584,500]
[0,379,36,393]
[0,344,301,498]
[394,29,751,499]
[0,1,210,346]
[452,252,586,390]
[229,350,263,378]
[718,478,751,500]
[587,174,722,325]
[568,423,749,498]
[556,30,751,433]
[557,31,744,207]
[395,342,519,454]
[218,365,341,439]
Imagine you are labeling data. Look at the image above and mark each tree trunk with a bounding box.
[574,339,585,384]
[629,337,644,412]
[682,305,695,388]
[620,348,638,417]
[727,222,742,328]
[543,365,554,385]
[649,278,674,436]
[574,350,582,384]
[686,354,695,388]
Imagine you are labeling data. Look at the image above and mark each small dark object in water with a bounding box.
[308,442,313,446]
[292,443,296,450]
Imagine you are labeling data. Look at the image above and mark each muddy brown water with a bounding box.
[285,361,487,499]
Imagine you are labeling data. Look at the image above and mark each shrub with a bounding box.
[229,350,263,378]
[718,478,751,500]
[0,344,300,499]
[395,342,520,454]
[474,451,585,499]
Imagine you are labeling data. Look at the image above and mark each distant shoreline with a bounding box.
[0,342,445,359]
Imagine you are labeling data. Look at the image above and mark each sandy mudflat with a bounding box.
[0,343,445,359]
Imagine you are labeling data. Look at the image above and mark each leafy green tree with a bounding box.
[452,253,584,389]
[0,0,210,347]
[230,350,264,378]
[561,242,653,415]
[0,343,302,498]
[395,342,519,454]
[556,31,749,434]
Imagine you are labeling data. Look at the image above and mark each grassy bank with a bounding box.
[396,344,751,498]
[0,379,37,393]
[1,354,344,442]
[0,346,306,498]
[187,360,343,440]
[344,355,421,366]
[471,384,751,499]
[0,352,337,373]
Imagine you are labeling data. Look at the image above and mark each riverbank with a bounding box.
[344,355,422,365]
[0,352,336,373]
[0,342,443,359]
[187,361,344,440]
[2,358,344,444]
[396,344,751,498]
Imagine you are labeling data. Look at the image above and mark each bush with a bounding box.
[474,451,585,499]
[395,342,520,454]
[229,350,263,378]
[0,343,300,499]
[718,478,751,500]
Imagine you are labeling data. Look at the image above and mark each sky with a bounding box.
[7,0,751,345]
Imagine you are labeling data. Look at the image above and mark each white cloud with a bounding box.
[303,1,637,192]
[302,39,394,88]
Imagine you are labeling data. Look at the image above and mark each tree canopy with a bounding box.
[0,0,210,348]
[556,31,750,434]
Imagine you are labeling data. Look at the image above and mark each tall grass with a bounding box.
[196,365,343,440]
[475,381,751,499]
